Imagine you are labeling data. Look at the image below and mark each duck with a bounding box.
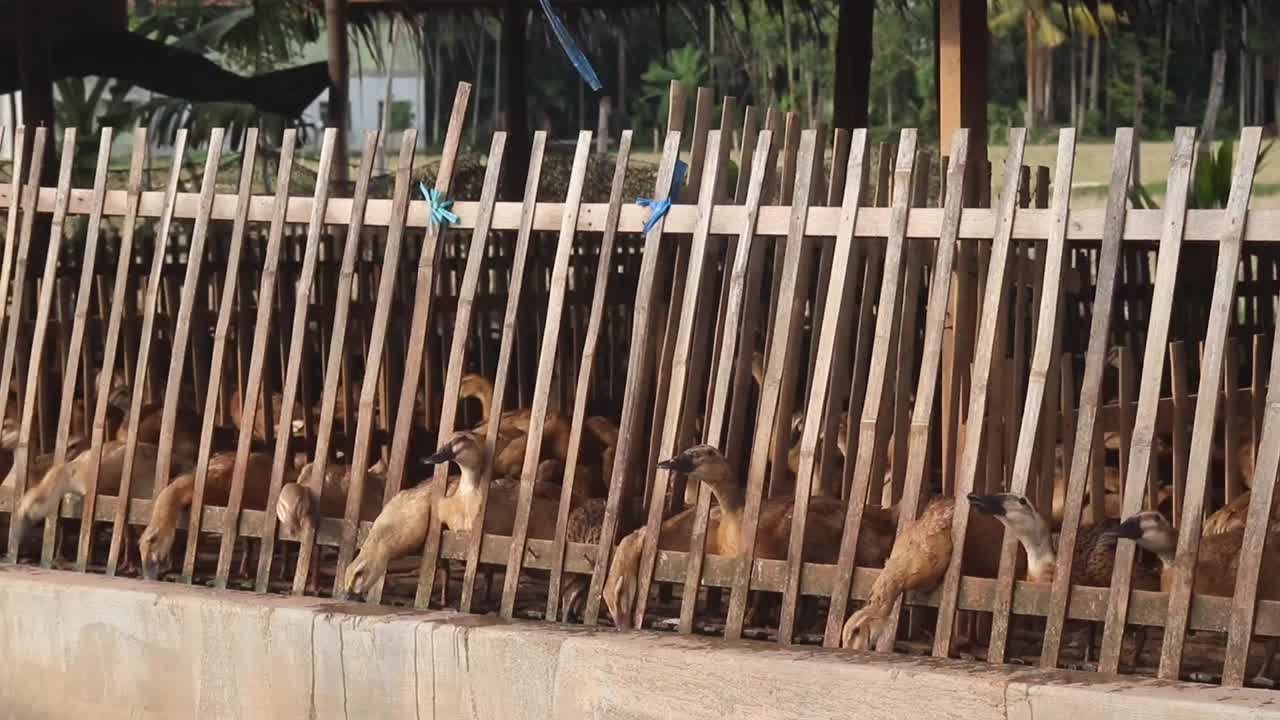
[12,440,192,543]
[1117,510,1280,679]
[114,404,201,464]
[457,373,575,477]
[138,452,291,579]
[840,495,1013,650]
[1202,490,1280,537]
[275,460,387,540]
[426,430,563,539]
[344,475,455,598]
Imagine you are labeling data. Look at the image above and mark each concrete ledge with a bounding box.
[0,565,1274,720]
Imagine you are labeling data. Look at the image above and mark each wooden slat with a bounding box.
[932,128,1027,659]
[776,130,870,643]
[12,128,75,563]
[75,130,145,572]
[104,129,186,575]
[181,129,259,584]
[151,128,225,515]
[721,129,822,640]
[633,128,729,626]
[545,130,632,621]
[285,130,378,595]
[827,131,965,648]
[1252,335,1267,453]
[1224,339,1244,503]
[361,94,470,606]
[582,132,682,627]
[496,134,596,617]
[1156,127,1261,680]
[676,130,774,632]
[252,128,337,595]
[44,129,110,566]
[410,134,508,607]
[217,128,293,589]
[682,87,715,203]
[1168,341,1190,522]
[377,84,472,599]
[452,132,547,612]
[1038,128,1136,666]
[0,127,25,351]
[0,126,43,559]
[986,129,1076,662]
[1094,128,1199,672]
[1225,314,1280,684]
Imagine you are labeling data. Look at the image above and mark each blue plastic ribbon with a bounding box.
[636,160,688,235]
[419,182,459,227]
[538,0,603,92]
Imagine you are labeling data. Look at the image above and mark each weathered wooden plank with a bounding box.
[14,128,75,565]
[179,129,259,585]
[43,129,108,565]
[932,128,1027,659]
[1094,128,1199,672]
[1156,127,1261,680]
[104,129,186,576]
[776,130,870,644]
[454,132,547,613]
[284,130,377,595]
[1040,128,1136,667]
[251,128,337,595]
[1224,313,1280,685]
[495,132,588,617]
[582,132,682,627]
[721,129,822,640]
[986,128,1075,662]
[633,128,728,627]
[360,97,469,606]
[380,83,472,568]
[1168,341,1190,523]
[1224,339,1244,503]
[676,130,774,632]
[545,130,632,621]
[74,130,144,571]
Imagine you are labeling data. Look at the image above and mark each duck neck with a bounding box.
[703,474,746,553]
[1013,523,1058,583]
[463,381,494,422]
[457,461,484,495]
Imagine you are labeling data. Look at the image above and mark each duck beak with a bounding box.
[425,443,457,465]
[1115,516,1143,540]
[141,557,161,581]
[656,454,695,474]
[967,493,1006,516]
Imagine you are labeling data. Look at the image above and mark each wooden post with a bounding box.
[16,0,55,183]
[597,96,611,154]
[325,0,351,183]
[503,0,530,200]
[833,0,874,130]
[937,0,987,191]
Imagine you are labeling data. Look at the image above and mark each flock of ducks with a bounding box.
[1,356,1278,680]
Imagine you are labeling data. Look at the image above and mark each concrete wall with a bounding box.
[0,565,1275,720]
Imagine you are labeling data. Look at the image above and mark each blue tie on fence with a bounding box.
[538,0,603,92]
[636,160,688,236]
[419,182,459,227]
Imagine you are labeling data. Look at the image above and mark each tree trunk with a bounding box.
[1201,49,1228,152]
[1088,30,1101,116]
[1042,45,1054,125]
[617,30,627,115]
[1158,4,1172,123]
[1024,11,1038,129]
[432,39,442,145]
[501,0,528,199]
[596,96,611,154]
[472,26,484,144]
[378,18,398,174]
[1240,7,1248,131]
[1133,47,1144,189]
[832,0,874,129]
[782,1,795,105]
[493,18,502,130]
[1069,32,1078,128]
[324,0,350,182]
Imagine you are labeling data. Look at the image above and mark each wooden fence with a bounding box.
[1,80,1280,688]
